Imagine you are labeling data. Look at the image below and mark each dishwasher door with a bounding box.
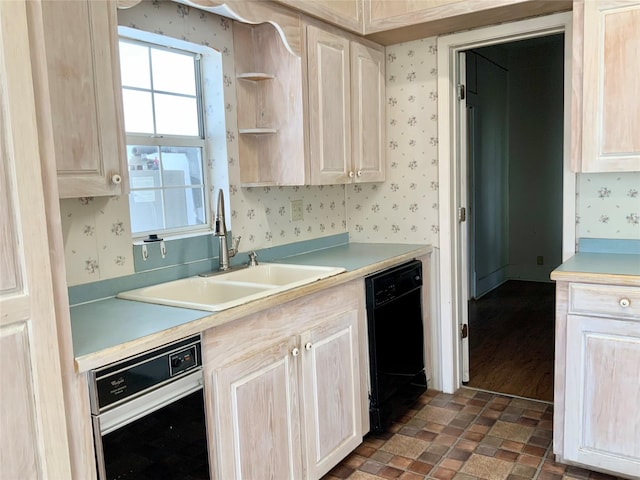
[366,260,427,433]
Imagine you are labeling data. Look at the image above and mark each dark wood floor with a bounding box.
[465,280,555,402]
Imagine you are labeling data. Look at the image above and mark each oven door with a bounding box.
[92,369,209,480]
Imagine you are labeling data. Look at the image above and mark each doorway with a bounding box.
[463,36,564,402]
[435,12,575,395]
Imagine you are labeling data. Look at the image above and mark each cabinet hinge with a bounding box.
[458,207,466,222]
[457,84,465,100]
[461,324,468,339]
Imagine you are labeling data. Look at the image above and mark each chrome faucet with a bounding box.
[214,189,240,271]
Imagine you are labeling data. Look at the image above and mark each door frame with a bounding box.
[435,12,575,394]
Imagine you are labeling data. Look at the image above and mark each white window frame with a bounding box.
[119,27,219,240]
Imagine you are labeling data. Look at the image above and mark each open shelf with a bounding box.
[233,21,305,186]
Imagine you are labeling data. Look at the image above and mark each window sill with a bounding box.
[132,228,214,246]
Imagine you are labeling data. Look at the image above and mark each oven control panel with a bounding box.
[90,335,202,412]
[169,346,198,376]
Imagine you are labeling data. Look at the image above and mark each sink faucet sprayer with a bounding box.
[214,189,240,271]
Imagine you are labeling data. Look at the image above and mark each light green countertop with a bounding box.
[71,242,431,371]
[551,252,640,286]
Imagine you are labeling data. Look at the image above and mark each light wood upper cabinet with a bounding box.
[307,24,385,184]
[232,19,385,186]
[233,21,307,186]
[274,0,363,34]
[574,0,640,172]
[351,40,386,183]
[307,25,352,185]
[552,280,640,478]
[41,0,128,198]
[367,0,461,27]
[363,0,571,44]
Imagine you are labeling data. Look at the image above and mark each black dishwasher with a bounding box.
[366,260,427,433]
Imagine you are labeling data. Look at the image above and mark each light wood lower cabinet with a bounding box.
[553,280,640,478]
[214,335,303,479]
[300,311,362,479]
[203,281,366,480]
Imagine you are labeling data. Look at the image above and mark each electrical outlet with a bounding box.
[290,199,303,221]
[537,255,544,265]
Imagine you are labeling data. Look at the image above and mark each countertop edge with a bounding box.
[74,245,433,372]
[550,270,640,286]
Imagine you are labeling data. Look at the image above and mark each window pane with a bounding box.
[160,147,203,186]
[164,187,206,229]
[129,172,165,233]
[128,144,206,234]
[151,49,196,95]
[122,89,154,134]
[154,93,199,136]
[119,41,151,89]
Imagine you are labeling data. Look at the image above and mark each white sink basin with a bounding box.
[116,263,345,312]
[215,263,345,287]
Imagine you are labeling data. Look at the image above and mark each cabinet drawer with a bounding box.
[569,283,640,319]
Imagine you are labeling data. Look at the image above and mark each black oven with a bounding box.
[88,335,210,480]
[366,260,427,433]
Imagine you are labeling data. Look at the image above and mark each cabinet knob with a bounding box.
[356,170,362,177]
[111,174,122,185]
[619,298,631,308]
[348,171,355,178]
[304,342,312,351]
[291,347,300,357]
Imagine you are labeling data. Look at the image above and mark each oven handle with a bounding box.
[96,368,204,435]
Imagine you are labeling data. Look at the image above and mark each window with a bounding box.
[119,37,208,237]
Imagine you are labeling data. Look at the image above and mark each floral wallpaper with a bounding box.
[59,1,639,287]
[347,39,440,245]
[576,172,640,238]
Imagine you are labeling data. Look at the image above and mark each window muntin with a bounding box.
[119,38,208,237]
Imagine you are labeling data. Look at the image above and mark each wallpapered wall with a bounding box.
[59,0,639,286]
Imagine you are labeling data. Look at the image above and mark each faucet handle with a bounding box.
[229,236,241,257]
[248,251,258,267]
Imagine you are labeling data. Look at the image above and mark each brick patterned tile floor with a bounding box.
[321,388,627,480]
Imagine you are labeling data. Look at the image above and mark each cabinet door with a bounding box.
[41,0,127,197]
[366,0,461,30]
[351,41,385,183]
[275,0,363,34]
[564,314,640,477]
[580,1,640,172]
[301,308,362,479]
[213,336,303,480]
[0,1,72,477]
[307,25,352,185]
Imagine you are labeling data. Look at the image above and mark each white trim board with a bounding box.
[435,12,575,394]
